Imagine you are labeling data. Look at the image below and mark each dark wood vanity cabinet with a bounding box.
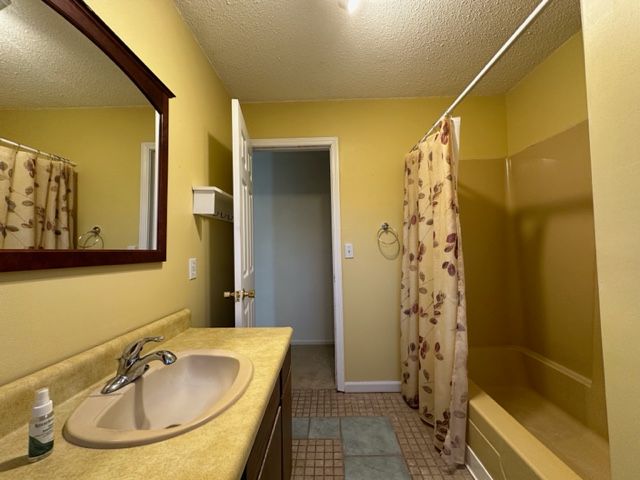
[243,347,292,480]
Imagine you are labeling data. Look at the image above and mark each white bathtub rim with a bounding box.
[466,445,493,480]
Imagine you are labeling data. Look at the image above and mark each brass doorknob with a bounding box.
[223,289,255,301]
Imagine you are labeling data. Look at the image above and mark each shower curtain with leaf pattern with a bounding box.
[400,117,468,469]
[0,145,76,249]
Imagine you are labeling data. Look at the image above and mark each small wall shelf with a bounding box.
[192,186,233,222]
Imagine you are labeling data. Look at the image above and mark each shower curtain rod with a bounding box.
[0,137,77,167]
[411,0,552,150]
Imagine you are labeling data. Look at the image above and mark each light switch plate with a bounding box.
[344,243,354,259]
[188,257,197,280]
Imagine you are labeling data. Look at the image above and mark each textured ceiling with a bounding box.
[0,0,148,108]
[174,0,581,101]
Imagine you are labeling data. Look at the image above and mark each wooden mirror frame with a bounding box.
[0,0,174,272]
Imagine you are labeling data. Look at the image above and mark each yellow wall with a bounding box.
[506,32,589,155]
[0,107,155,249]
[0,0,234,386]
[243,97,507,382]
[581,0,640,477]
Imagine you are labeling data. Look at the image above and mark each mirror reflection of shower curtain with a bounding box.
[0,145,76,249]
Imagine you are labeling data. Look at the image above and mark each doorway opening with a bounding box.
[252,138,344,392]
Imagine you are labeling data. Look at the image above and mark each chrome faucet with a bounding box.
[101,336,177,394]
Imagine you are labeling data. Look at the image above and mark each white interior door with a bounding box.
[231,99,255,327]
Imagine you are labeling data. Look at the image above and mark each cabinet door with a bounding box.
[244,379,281,480]
[258,407,282,480]
[281,367,292,480]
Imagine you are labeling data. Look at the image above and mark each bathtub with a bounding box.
[467,346,610,480]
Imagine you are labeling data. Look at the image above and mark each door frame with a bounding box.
[251,137,345,392]
[138,141,157,250]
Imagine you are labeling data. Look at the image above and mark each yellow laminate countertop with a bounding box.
[0,326,292,480]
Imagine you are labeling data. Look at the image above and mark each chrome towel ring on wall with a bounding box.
[77,225,104,249]
[377,222,400,259]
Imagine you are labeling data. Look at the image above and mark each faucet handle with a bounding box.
[119,336,164,369]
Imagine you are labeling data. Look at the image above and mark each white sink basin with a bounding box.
[64,349,253,448]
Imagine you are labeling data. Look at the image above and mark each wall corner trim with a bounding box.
[343,381,401,393]
[466,445,493,480]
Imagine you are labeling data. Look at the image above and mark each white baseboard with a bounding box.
[466,445,493,480]
[291,340,335,346]
[343,381,401,393]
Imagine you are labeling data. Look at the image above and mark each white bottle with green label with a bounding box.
[28,387,54,462]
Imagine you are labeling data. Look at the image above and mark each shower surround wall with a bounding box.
[461,32,609,480]
[503,32,607,438]
[505,122,607,435]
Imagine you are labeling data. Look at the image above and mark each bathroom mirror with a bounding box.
[0,0,173,271]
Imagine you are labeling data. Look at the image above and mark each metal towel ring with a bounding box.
[377,222,400,259]
[78,225,104,249]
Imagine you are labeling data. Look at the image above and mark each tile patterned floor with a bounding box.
[345,455,411,480]
[296,416,406,479]
[339,417,401,456]
[310,417,340,439]
[291,389,473,480]
[293,439,344,478]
